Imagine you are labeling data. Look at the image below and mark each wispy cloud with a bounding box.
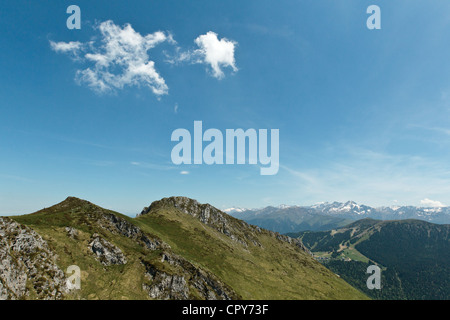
[50,20,173,95]
[409,124,450,136]
[0,174,33,183]
[420,198,445,207]
[130,161,177,171]
[424,127,450,136]
[50,41,83,54]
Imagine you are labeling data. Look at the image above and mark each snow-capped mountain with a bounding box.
[310,201,449,223]
[375,206,450,223]
[227,201,450,232]
[223,207,248,214]
[311,201,374,218]
[224,204,298,214]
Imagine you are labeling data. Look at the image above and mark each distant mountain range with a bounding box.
[227,201,450,233]
[289,218,450,300]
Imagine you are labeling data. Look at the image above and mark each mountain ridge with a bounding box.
[0,196,366,300]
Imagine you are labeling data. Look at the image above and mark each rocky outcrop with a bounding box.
[142,252,238,300]
[142,263,189,300]
[274,232,312,255]
[0,217,67,300]
[190,267,236,300]
[65,226,78,239]
[90,209,169,251]
[89,234,127,266]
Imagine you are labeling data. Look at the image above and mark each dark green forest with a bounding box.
[294,219,450,300]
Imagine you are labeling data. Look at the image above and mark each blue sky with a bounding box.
[1,0,450,215]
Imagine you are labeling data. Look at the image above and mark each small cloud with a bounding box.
[174,103,179,114]
[167,31,238,79]
[50,41,83,54]
[420,198,445,207]
[130,161,140,166]
[180,171,189,175]
[194,31,238,79]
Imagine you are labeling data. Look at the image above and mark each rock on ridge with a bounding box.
[273,232,312,255]
[142,251,239,300]
[89,233,127,266]
[0,217,68,300]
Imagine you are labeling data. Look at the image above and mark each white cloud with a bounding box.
[50,41,83,54]
[174,103,179,114]
[194,31,238,79]
[420,198,445,208]
[50,20,172,95]
[51,23,238,93]
[180,171,189,175]
[166,31,238,79]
